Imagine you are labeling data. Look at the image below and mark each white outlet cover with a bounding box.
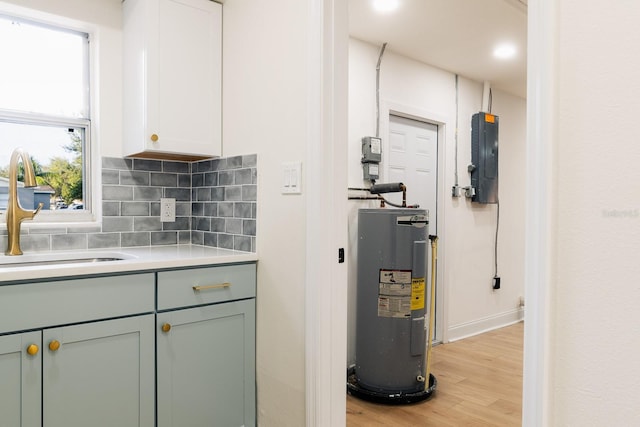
[160,198,176,222]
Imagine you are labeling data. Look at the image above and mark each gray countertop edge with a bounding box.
[0,245,258,283]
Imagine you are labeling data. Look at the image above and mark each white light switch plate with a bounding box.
[282,161,302,194]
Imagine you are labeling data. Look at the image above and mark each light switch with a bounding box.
[282,161,302,194]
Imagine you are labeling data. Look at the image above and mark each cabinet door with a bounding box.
[0,332,41,427]
[157,299,256,427]
[123,0,222,158]
[42,315,155,427]
[154,0,221,156]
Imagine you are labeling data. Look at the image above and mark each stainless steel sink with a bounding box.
[0,252,134,268]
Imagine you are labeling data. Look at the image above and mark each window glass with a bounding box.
[0,121,85,212]
[0,15,88,118]
[0,13,90,216]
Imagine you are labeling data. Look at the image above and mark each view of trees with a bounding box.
[0,131,83,207]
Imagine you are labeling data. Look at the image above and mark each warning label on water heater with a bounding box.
[378,269,412,318]
[411,277,425,311]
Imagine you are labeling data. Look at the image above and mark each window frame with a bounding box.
[0,9,96,225]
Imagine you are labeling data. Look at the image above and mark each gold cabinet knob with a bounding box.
[161,323,171,333]
[49,340,61,352]
[26,344,39,356]
[150,134,159,142]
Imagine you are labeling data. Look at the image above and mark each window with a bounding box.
[0,13,91,219]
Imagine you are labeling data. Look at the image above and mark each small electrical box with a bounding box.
[362,136,382,181]
[361,137,382,163]
[470,112,499,204]
[363,163,379,181]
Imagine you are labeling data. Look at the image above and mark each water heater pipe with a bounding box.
[370,182,407,208]
[348,183,419,208]
[425,235,438,387]
[368,182,405,194]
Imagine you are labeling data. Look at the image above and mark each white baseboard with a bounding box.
[447,308,524,342]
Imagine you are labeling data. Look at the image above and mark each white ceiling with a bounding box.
[349,0,528,98]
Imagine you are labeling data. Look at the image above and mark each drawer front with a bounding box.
[157,263,256,310]
[0,273,154,334]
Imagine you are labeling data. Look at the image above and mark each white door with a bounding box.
[386,114,440,339]
[387,115,438,230]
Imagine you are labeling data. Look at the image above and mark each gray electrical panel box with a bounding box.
[362,163,379,181]
[470,112,499,204]
[361,137,382,163]
[362,136,382,180]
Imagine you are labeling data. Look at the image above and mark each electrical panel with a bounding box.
[362,137,382,163]
[361,136,382,181]
[363,163,379,181]
[470,112,499,204]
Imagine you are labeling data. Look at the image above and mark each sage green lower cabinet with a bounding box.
[157,299,256,427]
[42,314,155,427]
[0,262,256,427]
[0,272,155,427]
[0,331,41,427]
[0,315,154,427]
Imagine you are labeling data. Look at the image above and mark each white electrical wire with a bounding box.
[375,42,387,138]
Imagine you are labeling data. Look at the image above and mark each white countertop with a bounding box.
[0,245,258,283]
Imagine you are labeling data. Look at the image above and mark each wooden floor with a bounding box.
[347,322,523,427]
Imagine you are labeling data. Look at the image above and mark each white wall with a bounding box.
[537,0,640,424]
[348,38,526,363]
[221,1,308,426]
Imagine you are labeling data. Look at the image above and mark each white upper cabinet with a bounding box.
[123,0,222,160]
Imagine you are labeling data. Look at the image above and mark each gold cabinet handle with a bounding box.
[26,344,39,356]
[161,323,171,333]
[48,340,60,352]
[192,282,231,292]
[150,133,159,142]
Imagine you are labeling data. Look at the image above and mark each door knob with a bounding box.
[161,323,171,333]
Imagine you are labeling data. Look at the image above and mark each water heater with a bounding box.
[349,208,436,404]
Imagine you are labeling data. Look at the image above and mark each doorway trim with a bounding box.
[306,1,553,425]
[304,0,349,426]
[522,0,555,425]
[380,100,448,343]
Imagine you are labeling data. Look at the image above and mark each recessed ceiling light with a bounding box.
[493,43,517,60]
[372,0,400,13]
